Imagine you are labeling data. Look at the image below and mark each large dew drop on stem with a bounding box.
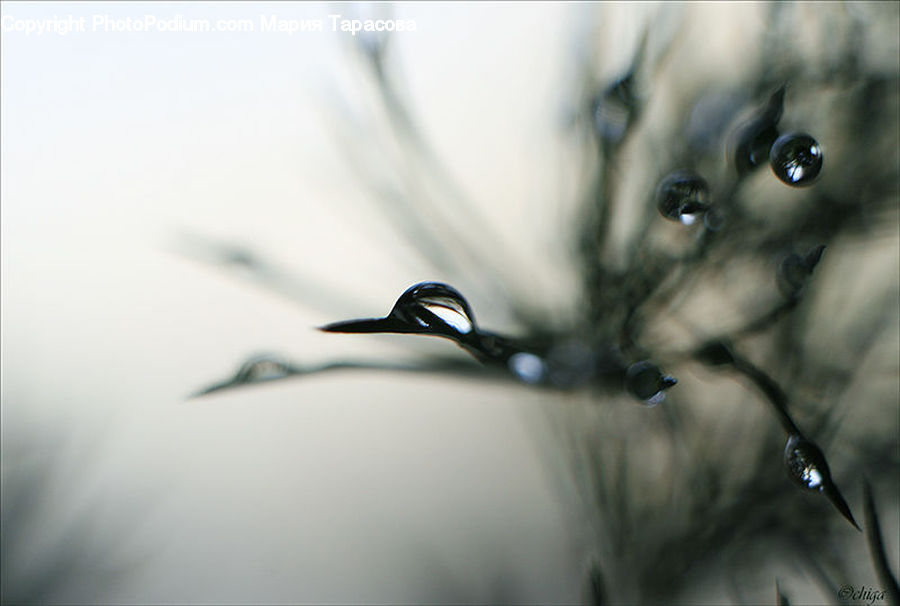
[390,282,477,337]
[320,281,478,340]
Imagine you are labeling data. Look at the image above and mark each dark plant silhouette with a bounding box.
[188,4,899,604]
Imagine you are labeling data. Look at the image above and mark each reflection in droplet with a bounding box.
[508,352,547,385]
[625,361,677,406]
[420,300,473,333]
[784,434,828,491]
[656,171,710,225]
[392,282,477,337]
[770,132,823,186]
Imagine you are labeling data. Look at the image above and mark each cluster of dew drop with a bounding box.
[313,83,854,529]
[194,79,855,531]
[185,8,900,601]
[648,84,858,529]
[321,282,678,406]
[655,86,823,230]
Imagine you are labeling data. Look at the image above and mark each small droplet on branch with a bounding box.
[656,170,710,225]
[770,132,823,186]
[193,354,299,397]
[784,434,860,530]
[234,355,298,384]
[625,360,677,406]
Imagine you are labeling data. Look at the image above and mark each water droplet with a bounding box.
[784,434,860,529]
[322,282,479,340]
[784,434,829,491]
[770,132,823,186]
[508,352,547,385]
[731,86,785,175]
[656,171,710,224]
[193,354,299,397]
[592,74,638,144]
[391,282,477,337]
[625,361,677,406]
[777,245,826,299]
[235,355,296,384]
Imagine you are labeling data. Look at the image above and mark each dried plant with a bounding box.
[186,4,899,604]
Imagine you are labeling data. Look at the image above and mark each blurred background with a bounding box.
[2,2,898,604]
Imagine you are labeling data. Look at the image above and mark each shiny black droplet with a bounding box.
[770,132,823,186]
[321,282,478,340]
[784,434,860,530]
[784,434,829,491]
[625,360,677,406]
[656,171,710,225]
[391,282,477,338]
